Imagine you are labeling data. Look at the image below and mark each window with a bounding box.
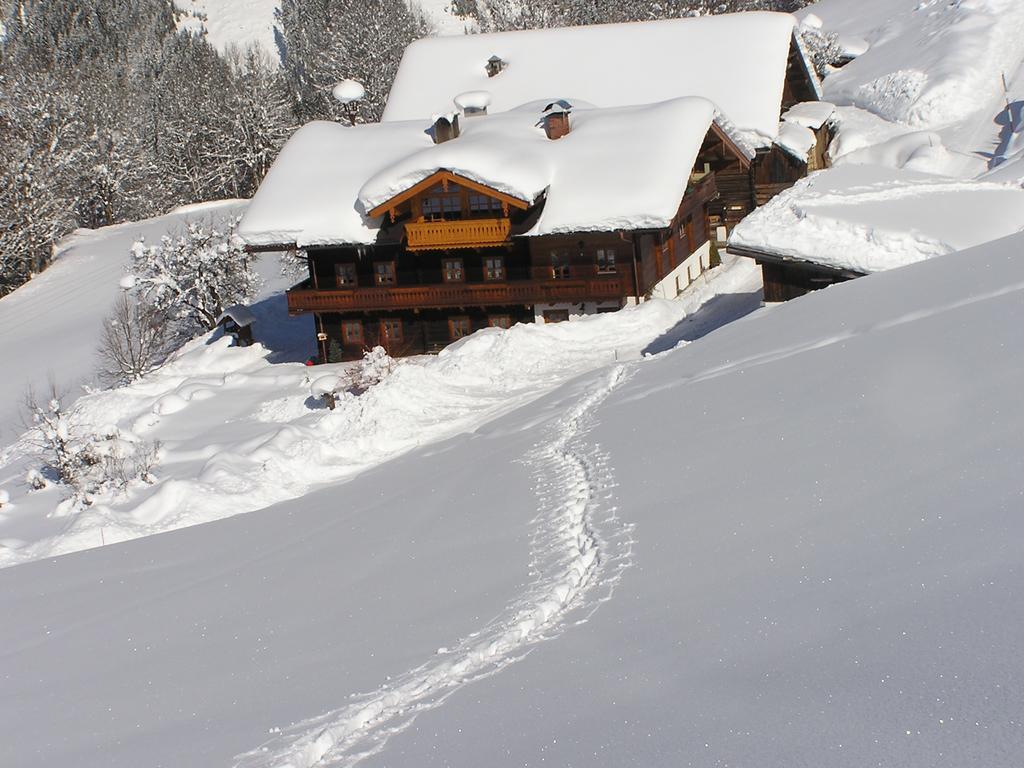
[422,190,461,220]
[488,315,512,329]
[380,318,403,343]
[550,250,570,280]
[484,256,505,281]
[543,309,570,324]
[374,261,396,285]
[443,258,464,282]
[342,320,364,345]
[449,316,472,340]
[596,248,617,274]
[335,262,357,287]
[469,194,502,214]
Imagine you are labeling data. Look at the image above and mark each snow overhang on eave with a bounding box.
[726,242,866,279]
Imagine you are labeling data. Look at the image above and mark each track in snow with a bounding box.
[233,366,635,768]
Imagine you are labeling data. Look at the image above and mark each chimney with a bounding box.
[485,55,506,78]
[430,115,460,144]
[542,100,573,140]
[544,111,571,140]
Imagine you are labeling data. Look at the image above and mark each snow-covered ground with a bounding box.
[0,201,247,443]
[800,0,1024,178]
[3,231,1023,767]
[0,255,761,567]
[172,0,476,60]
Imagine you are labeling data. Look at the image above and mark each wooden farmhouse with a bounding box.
[239,12,831,362]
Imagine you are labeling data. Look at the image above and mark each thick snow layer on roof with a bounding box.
[242,98,719,246]
[775,121,816,160]
[782,100,835,130]
[362,98,717,236]
[238,121,432,248]
[798,0,1024,130]
[729,164,1024,273]
[383,12,798,140]
[217,304,256,327]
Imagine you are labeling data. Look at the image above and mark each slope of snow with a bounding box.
[0,201,247,442]
[174,0,282,58]
[729,164,1024,273]
[3,232,1023,767]
[800,0,1024,178]
[382,12,798,140]
[0,257,761,567]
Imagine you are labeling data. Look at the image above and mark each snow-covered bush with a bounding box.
[351,346,396,391]
[128,216,260,338]
[98,292,176,387]
[800,26,845,77]
[25,389,159,506]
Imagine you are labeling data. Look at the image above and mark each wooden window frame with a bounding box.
[380,318,403,343]
[484,256,505,281]
[374,260,397,286]
[488,314,512,329]
[550,250,571,280]
[334,262,358,288]
[443,258,464,283]
[341,320,364,345]
[595,248,617,275]
[448,315,472,340]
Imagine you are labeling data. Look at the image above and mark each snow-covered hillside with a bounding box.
[3,232,1023,767]
[0,201,247,442]
[0,258,760,566]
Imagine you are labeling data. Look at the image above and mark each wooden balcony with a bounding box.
[287,277,630,314]
[405,217,512,251]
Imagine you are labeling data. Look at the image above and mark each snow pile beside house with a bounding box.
[382,11,801,140]
[239,97,722,246]
[0,257,758,567]
[729,164,1024,273]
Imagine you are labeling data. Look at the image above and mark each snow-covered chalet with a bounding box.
[239,12,828,362]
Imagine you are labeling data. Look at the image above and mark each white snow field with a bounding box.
[800,0,1024,177]
[0,201,247,441]
[0,257,760,567]
[171,0,475,59]
[2,232,1023,767]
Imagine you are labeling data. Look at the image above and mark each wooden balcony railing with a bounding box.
[405,218,512,251]
[287,277,629,314]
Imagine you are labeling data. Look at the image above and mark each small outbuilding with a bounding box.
[216,304,256,346]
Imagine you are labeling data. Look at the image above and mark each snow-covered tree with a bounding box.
[129,217,260,338]
[278,0,427,122]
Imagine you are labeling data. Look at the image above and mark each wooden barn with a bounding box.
[239,12,829,361]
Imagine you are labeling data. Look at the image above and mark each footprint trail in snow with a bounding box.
[233,365,635,768]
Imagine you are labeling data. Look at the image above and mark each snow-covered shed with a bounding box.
[216,304,256,346]
[382,12,820,146]
[728,164,1024,300]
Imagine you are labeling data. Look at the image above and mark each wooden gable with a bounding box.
[367,169,532,220]
[783,33,821,111]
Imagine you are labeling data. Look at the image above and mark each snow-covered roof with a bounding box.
[782,101,836,130]
[382,12,802,142]
[238,120,431,249]
[240,97,726,247]
[217,304,256,327]
[729,164,1024,273]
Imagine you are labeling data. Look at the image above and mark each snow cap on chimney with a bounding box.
[454,90,492,117]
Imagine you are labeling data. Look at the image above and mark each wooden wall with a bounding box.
[319,306,535,362]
